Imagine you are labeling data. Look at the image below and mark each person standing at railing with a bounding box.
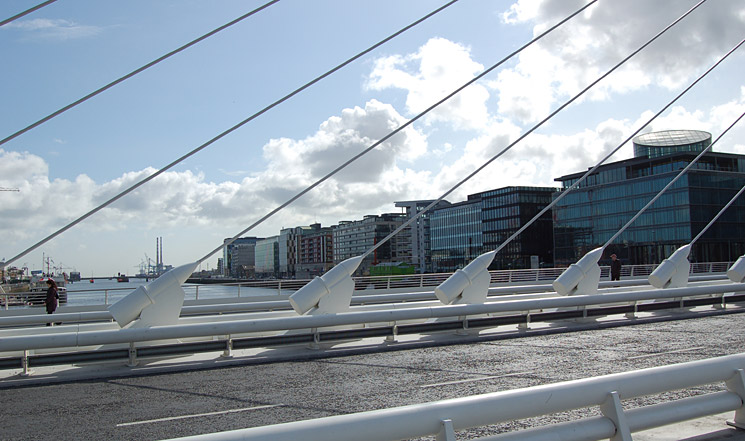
[610,254,622,281]
[45,279,59,326]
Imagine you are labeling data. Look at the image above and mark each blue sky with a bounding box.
[1,0,744,277]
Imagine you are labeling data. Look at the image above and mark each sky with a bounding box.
[1,0,744,277]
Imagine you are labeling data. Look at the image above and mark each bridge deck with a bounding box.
[2,306,745,440]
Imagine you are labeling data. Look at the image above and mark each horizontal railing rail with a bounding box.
[158,353,745,441]
[2,283,745,372]
[0,274,729,327]
[2,262,731,309]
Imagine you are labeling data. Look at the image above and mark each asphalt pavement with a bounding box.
[3,309,745,440]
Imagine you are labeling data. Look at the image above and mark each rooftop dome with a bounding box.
[632,130,711,158]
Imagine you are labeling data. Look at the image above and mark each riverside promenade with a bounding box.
[3,306,745,440]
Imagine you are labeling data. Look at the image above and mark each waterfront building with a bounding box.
[430,195,484,273]
[395,200,451,273]
[223,237,261,278]
[254,236,280,278]
[278,226,315,278]
[480,186,557,269]
[430,186,557,272]
[296,223,334,279]
[332,213,407,276]
[552,129,745,266]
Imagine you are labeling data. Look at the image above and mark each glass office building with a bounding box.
[633,129,711,159]
[553,130,745,266]
[223,237,261,278]
[395,200,452,273]
[430,195,483,272]
[254,236,280,278]
[481,186,557,269]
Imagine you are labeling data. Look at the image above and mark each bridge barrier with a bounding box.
[1,282,745,372]
[2,275,725,328]
[1,262,730,309]
[163,353,745,441]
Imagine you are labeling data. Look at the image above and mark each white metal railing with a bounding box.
[1,262,731,309]
[2,282,744,354]
[162,353,745,441]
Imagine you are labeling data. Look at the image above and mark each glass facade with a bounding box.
[395,200,451,273]
[223,237,260,278]
[554,144,745,266]
[480,186,557,269]
[254,236,279,278]
[633,129,711,159]
[430,196,484,272]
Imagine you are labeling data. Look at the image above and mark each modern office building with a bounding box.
[430,195,484,273]
[480,186,557,269]
[552,129,745,266]
[332,213,407,276]
[216,258,224,276]
[296,223,334,279]
[430,186,556,272]
[254,236,280,278]
[223,237,261,278]
[395,200,451,273]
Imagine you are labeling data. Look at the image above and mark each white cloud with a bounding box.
[0,99,432,258]
[494,0,745,123]
[4,18,102,40]
[367,37,491,131]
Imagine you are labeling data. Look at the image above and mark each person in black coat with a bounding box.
[45,279,59,326]
[610,254,622,281]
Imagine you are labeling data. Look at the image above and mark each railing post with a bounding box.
[387,277,391,289]
[238,284,241,298]
[222,336,233,358]
[625,301,638,319]
[436,419,456,441]
[518,311,530,330]
[128,342,138,367]
[386,323,398,343]
[309,328,320,350]
[20,349,31,377]
[600,391,632,441]
[195,286,199,301]
[278,280,282,295]
[726,369,745,429]
[456,316,469,336]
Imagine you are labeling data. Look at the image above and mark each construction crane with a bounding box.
[0,188,19,192]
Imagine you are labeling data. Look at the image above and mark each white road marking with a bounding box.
[420,371,532,388]
[116,404,283,427]
[627,346,705,360]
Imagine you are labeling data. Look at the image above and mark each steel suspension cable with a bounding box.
[360,0,710,261]
[493,36,745,259]
[0,0,280,147]
[1,0,462,269]
[200,0,600,264]
[0,0,57,27]
[603,109,745,250]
